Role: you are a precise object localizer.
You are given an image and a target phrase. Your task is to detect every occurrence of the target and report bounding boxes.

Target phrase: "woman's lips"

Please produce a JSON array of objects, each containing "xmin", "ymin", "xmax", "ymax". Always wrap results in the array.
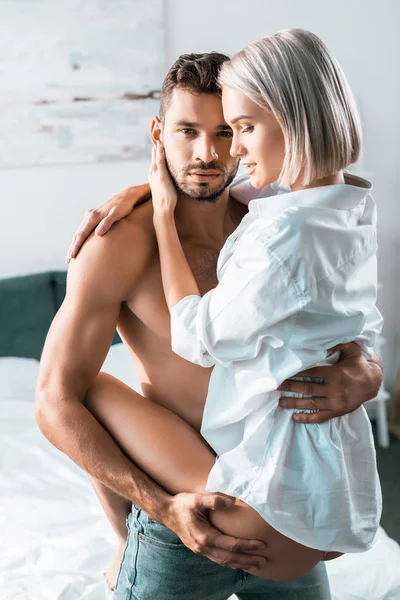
[{"xmin": 243, "ymin": 164, "xmax": 256, "ymax": 175}]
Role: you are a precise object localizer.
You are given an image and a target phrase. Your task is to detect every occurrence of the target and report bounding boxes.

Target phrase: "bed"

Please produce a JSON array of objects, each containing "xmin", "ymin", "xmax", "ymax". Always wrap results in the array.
[{"xmin": 1, "ymin": 271, "xmax": 400, "ymax": 600}]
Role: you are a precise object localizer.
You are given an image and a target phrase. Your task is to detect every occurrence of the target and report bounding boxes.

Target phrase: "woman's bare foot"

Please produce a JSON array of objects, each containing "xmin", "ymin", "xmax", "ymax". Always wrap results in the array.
[{"xmin": 103, "ymin": 541, "xmax": 126, "ymax": 592}]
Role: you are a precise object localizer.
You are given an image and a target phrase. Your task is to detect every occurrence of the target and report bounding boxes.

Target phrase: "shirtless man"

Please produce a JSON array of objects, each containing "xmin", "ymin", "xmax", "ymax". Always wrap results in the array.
[{"xmin": 36, "ymin": 52, "xmax": 383, "ymax": 599}]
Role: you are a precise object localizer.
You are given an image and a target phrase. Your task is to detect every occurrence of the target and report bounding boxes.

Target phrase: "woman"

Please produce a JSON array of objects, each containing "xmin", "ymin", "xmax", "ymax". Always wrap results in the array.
[
  {"xmin": 84, "ymin": 29, "xmax": 382, "ymax": 586},
  {"xmin": 146, "ymin": 27, "xmax": 382, "ymax": 557}
]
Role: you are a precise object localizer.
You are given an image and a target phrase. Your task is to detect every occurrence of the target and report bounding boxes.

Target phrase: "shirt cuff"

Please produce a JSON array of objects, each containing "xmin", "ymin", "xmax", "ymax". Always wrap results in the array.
[{"xmin": 170, "ymin": 295, "xmax": 215, "ymax": 367}]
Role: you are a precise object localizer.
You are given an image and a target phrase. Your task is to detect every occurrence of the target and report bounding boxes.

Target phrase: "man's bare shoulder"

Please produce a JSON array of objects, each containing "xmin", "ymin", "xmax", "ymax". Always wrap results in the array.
[
  {"xmin": 68, "ymin": 201, "xmax": 157, "ymax": 303},
  {"xmin": 122, "ymin": 199, "xmax": 156, "ymax": 246}
]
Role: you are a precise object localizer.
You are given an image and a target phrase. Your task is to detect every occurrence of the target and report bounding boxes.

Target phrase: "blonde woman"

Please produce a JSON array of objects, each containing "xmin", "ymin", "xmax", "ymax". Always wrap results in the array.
[
  {"xmin": 69, "ymin": 30, "xmax": 382, "ymax": 585},
  {"xmin": 145, "ymin": 28, "xmax": 382, "ymax": 575}
]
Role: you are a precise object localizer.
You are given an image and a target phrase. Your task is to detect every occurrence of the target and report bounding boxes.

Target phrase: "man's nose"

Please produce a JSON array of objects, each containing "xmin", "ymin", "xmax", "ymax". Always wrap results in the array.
[{"xmin": 194, "ymin": 137, "xmax": 219, "ymax": 163}]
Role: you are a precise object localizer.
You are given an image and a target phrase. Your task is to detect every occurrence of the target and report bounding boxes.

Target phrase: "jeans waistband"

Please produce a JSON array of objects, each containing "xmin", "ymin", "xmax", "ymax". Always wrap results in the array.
[{"xmin": 130, "ymin": 503, "xmax": 155, "ymax": 529}]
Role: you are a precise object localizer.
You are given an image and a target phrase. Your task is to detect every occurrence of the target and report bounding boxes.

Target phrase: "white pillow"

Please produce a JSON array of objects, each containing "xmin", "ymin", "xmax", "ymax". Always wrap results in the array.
[
  {"xmin": 0, "ymin": 357, "xmax": 39, "ymax": 401},
  {"xmin": 100, "ymin": 343, "xmax": 141, "ymax": 393},
  {"xmin": 0, "ymin": 347, "xmax": 139, "ymax": 403}
]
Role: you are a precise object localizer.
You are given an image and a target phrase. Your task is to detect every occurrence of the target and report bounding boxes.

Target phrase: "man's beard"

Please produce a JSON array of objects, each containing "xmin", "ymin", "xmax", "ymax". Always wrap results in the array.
[{"xmin": 165, "ymin": 158, "xmax": 239, "ymax": 203}]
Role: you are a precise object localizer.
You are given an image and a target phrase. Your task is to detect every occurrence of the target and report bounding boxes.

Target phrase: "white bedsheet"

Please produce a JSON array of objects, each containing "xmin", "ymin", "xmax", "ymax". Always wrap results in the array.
[{"xmin": 1, "ymin": 353, "xmax": 399, "ymax": 600}]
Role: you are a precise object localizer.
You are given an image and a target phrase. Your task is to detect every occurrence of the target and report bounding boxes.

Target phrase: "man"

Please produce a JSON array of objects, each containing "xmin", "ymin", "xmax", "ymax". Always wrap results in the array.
[{"xmin": 36, "ymin": 53, "xmax": 383, "ymax": 599}]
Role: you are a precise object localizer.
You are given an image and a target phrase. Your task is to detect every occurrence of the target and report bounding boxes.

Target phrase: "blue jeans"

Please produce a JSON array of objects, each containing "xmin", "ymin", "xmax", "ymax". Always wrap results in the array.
[{"xmin": 114, "ymin": 504, "xmax": 331, "ymax": 600}]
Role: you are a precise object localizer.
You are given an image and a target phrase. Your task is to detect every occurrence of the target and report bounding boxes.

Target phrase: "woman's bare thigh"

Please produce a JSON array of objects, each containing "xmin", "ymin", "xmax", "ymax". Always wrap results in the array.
[{"xmin": 85, "ymin": 372, "xmax": 323, "ymax": 580}]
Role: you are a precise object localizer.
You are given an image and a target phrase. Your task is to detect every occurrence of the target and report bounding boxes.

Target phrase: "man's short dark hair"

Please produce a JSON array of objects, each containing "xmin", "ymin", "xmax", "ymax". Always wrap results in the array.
[{"xmin": 159, "ymin": 52, "xmax": 230, "ymax": 122}]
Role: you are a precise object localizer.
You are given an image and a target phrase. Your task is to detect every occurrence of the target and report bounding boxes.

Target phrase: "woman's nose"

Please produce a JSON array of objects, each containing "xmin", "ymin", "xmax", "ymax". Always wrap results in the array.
[{"xmin": 230, "ymin": 136, "xmax": 245, "ymax": 158}]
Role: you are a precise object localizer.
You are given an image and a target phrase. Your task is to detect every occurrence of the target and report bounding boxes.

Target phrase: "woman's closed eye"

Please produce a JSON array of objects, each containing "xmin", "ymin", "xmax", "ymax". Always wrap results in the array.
[{"xmin": 241, "ymin": 125, "xmax": 254, "ymax": 133}]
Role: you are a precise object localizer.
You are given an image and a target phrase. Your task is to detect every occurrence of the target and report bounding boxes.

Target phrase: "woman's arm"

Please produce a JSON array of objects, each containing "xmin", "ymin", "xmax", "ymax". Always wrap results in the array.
[
  {"xmin": 66, "ymin": 169, "xmax": 270, "ymax": 263},
  {"xmin": 149, "ymin": 142, "xmax": 201, "ymax": 306},
  {"xmin": 150, "ymin": 144, "xmax": 384, "ymax": 425},
  {"xmin": 154, "ymin": 212, "xmax": 201, "ymax": 305},
  {"xmin": 149, "ymin": 142, "xmax": 301, "ymax": 368}
]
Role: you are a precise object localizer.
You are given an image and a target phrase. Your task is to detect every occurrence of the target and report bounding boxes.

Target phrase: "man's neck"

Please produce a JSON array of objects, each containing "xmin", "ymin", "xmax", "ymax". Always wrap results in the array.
[{"xmin": 173, "ymin": 188, "xmax": 239, "ymax": 249}]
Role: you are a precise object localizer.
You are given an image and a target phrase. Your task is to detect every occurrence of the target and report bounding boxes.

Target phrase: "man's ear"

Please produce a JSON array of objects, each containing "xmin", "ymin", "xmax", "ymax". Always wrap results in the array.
[{"xmin": 150, "ymin": 116, "xmax": 162, "ymax": 145}]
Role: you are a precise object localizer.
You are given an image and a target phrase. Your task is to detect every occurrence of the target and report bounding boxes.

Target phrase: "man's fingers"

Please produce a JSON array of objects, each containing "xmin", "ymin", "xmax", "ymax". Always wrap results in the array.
[
  {"xmin": 212, "ymin": 531, "xmax": 267, "ymax": 553},
  {"xmin": 331, "ymin": 341, "xmax": 362, "ymax": 359},
  {"xmin": 210, "ymin": 550, "xmax": 267, "ymax": 571},
  {"xmin": 278, "ymin": 379, "xmax": 326, "ymax": 397},
  {"xmin": 196, "ymin": 492, "xmax": 235, "ymax": 511},
  {"xmin": 292, "ymin": 410, "xmax": 334, "ymax": 424},
  {"xmin": 288, "ymin": 366, "xmax": 328, "ymax": 381},
  {"xmin": 192, "ymin": 514, "xmax": 267, "ymax": 553},
  {"xmin": 194, "ymin": 527, "xmax": 267, "ymax": 569},
  {"xmin": 279, "ymin": 396, "xmax": 327, "ymax": 410}
]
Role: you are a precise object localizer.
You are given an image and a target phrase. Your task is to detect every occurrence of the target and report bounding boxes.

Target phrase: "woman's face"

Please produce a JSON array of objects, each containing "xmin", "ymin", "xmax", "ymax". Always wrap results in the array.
[{"xmin": 222, "ymin": 86, "xmax": 286, "ymax": 189}]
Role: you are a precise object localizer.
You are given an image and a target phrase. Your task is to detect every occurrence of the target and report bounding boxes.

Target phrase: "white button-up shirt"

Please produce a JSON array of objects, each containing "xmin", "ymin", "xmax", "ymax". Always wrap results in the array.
[{"xmin": 170, "ymin": 173, "xmax": 383, "ymax": 553}]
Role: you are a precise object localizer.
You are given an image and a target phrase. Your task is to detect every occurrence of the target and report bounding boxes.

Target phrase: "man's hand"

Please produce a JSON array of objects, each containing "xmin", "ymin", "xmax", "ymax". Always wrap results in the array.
[
  {"xmin": 164, "ymin": 492, "xmax": 267, "ymax": 571},
  {"xmin": 277, "ymin": 342, "xmax": 383, "ymax": 424},
  {"xmin": 66, "ymin": 183, "xmax": 151, "ymax": 263}
]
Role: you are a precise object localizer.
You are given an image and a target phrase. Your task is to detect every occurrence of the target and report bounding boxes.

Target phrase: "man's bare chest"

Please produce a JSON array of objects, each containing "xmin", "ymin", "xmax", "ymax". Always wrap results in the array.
[
  {"xmin": 124, "ymin": 244, "xmax": 219, "ymax": 340},
  {"xmin": 181, "ymin": 244, "xmax": 220, "ymax": 293}
]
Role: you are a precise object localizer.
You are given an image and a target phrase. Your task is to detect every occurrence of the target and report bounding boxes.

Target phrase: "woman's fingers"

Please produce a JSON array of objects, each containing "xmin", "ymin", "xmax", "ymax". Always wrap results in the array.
[
  {"xmin": 66, "ymin": 209, "xmax": 104, "ymax": 262},
  {"xmin": 155, "ymin": 141, "xmax": 167, "ymax": 174},
  {"xmin": 149, "ymin": 145, "xmax": 157, "ymax": 175},
  {"xmin": 94, "ymin": 208, "xmax": 120, "ymax": 236}
]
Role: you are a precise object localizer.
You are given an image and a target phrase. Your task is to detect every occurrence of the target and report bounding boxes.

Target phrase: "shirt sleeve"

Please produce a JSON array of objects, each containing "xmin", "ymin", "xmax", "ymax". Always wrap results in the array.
[{"xmin": 170, "ymin": 232, "xmax": 308, "ymax": 367}]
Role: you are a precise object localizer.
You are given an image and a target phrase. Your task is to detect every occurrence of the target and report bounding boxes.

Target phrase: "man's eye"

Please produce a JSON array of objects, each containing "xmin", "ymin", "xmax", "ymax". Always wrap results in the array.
[
  {"xmin": 217, "ymin": 131, "xmax": 233, "ymax": 138},
  {"xmin": 180, "ymin": 129, "xmax": 196, "ymax": 135}
]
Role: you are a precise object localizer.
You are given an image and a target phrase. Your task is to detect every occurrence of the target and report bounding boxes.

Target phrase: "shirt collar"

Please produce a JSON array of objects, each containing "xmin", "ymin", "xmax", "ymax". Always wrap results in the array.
[{"xmin": 249, "ymin": 173, "xmax": 372, "ymax": 219}]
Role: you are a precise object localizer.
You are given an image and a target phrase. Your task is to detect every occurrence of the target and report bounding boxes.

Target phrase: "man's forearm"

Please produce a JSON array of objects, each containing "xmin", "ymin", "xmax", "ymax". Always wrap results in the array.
[{"xmin": 35, "ymin": 393, "xmax": 171, "ymax": 522}]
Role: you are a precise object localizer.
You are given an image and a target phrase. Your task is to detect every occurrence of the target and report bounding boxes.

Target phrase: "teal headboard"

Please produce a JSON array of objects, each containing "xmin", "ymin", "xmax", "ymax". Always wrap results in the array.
[{"xmin": 0, "ymin": 271, "xmax": 121, "ymax": 360}]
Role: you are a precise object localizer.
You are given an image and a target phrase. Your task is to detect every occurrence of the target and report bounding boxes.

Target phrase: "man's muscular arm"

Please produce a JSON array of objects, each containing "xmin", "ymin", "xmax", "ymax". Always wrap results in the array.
[
  {"xmin": 36, "ymin": 216, "xmax": 171, "ymax": 518},
  {"xmin": 37, "ymin": 213, "xmax": 267, "ymax": 570}
]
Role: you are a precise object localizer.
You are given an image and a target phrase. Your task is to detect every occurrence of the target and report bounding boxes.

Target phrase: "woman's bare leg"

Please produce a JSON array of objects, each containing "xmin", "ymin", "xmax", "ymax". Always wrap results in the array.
[
  {"xmin": 85, "ymin": 372, "xmax": 323, "ymax": 585},
  {"xmin": 89, "ymin": 476, "xmax": 130, "ymax": 542},
  {"xmin": 84, "ymin": 371, "xmax": 217, "ymax": 590},
  {"xmin": 87, "ymin": 476, "xmax": 131, "ymax": 589}
]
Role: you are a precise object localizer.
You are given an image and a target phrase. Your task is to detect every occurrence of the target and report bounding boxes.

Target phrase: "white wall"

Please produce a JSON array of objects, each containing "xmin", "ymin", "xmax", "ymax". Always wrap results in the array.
[{"xmin": 1, "ymin": 0, "xmax": 399, "ymax": 385}]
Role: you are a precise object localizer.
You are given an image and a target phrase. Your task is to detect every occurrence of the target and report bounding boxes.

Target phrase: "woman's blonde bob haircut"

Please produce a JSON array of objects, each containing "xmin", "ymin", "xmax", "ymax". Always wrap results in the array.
[{"xmin": 218, "ymin": 29, "xmax": 362, "ymax": 187}]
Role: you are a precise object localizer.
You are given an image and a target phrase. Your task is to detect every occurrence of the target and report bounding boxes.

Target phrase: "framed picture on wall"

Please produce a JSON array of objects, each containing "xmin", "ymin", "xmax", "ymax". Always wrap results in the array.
[{"xmin": 0, "ymin": 0, "xmax": 165, "ymax": 168}]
